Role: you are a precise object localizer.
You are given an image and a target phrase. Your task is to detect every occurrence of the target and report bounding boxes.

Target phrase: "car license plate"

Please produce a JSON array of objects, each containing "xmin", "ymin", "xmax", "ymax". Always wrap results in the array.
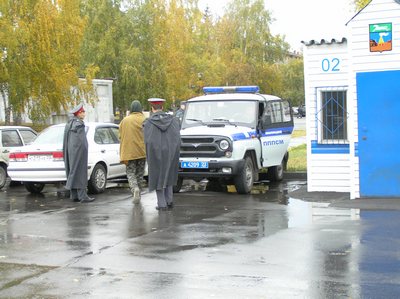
[
  {"xmin": 28, "ymin": 155, "xmax": 52, "ymax": 162},
  {"xmin": 181, "ymin": 161, "xmax": 209, "ymax": 169}
]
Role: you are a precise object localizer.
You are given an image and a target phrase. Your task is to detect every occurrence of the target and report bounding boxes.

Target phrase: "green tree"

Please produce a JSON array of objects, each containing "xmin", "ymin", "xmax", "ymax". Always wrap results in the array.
[
  {"xmin": 80, "ymin": 0, "xmax": 170, "ymax": 112},
  {"xmin": 279, "ymin": 58, "xmax": 304, "ymax": 106},
  {"xmin": 78, "ymin": 0, "xmax": 302, "ymax": 113},
  {"xmin": 0, "ymin": 0, "xmax": 87, "ymax": 124},
  {"xmin": 214, "ymin": 0, "xmax": 289, "ymax": 89},
  {"xmin": 126, "ymin": 0, "xmax": 168, "ymax": 110}
]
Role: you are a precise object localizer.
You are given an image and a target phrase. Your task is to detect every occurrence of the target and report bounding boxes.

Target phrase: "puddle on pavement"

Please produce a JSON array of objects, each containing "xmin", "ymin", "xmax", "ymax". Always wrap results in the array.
[
  {"xmin": 178, "ymin": 178, "xmax": 307, "ymax": 195},
  {"xmin": 286, "ymin": 198, "xmax": 360, "ymax": 228}
]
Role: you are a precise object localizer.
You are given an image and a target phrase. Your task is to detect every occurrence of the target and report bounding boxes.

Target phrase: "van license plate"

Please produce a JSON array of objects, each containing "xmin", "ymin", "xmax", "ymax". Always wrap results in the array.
[{"xmin": 181, "ymin": 161, "xmax": 209, "ymax": 169}]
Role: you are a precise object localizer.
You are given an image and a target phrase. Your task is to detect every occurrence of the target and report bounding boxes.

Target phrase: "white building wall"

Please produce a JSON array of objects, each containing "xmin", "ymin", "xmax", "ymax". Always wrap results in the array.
[
  {"xmin": 84, "ymin": 79, "xmax": 114, "ymax": 123},
  {"xmin": 303, "ymin": 42, "xmax": 351, "ymax": 192},
  {"xmin": 347, "ymin": 0, "xmax": 400, "ymax": 198}
]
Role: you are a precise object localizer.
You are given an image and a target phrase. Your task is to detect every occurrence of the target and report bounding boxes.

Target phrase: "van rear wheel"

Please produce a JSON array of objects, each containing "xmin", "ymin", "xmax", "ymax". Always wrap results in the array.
[
  {"xmin": 267, "ymin": 160, "xmax": 284, "ymax": 182},
  {"xmin": 234, "ymin": 157, "xmax": 254, "ymax": 194}
]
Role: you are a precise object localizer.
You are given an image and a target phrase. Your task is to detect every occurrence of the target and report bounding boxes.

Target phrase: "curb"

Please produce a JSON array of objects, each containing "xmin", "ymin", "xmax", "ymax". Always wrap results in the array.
[{"xmin": 284, "ymin": 172, "xmax": 307, "ymax": 180}]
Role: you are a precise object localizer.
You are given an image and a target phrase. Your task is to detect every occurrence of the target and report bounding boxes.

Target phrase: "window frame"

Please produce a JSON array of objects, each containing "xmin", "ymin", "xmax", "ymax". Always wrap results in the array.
[
  {"xmin": 94, "ymin": 126, "xmax": 119, "ymax": 145},
  {"xmin": 316, "ymin": 87, "xmax": 349, "ymax": 144},
  {"xmin": 1, "ymin": 130, "xmax": 23, "ymax": 147}
]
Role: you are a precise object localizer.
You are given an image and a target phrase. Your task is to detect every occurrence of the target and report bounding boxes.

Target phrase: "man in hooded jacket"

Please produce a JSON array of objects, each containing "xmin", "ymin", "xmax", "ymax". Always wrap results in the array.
[
  {"xmin": 143, "ymin": 98, "xmax": 181, "ymax": 211},
  {"xmin": 63, "ymin": 103, "xmax": 94, "ymax": 203},
  {"xmin": 119, "ymin": 100, "xmax": 146, "ymax": 204}
]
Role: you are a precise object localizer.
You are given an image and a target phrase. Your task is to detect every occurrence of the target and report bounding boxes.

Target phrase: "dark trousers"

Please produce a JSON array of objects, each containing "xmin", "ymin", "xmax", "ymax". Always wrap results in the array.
[
  {"xmin": 70, "ymin": 188, "xmax": 89, "ymax": 200},
  {"xmin": 156, "ymin": 186, "xmax": 173, "ymax": 208}
]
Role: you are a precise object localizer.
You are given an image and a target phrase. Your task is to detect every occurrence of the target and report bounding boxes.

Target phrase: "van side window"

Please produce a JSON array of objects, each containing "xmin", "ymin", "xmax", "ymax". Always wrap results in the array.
[
  {"xmin": 267, "ymin": 100, "xmax": 292, "ymax": 124},
  {"xmin": 271, "ymin": 101, "xmax": 283, "ymax": 123},
  {"xmin": 282, "ymin": 101, "xmax": 292, "ymax": 122},
  {"xmin": 258, "ymin": 102, "xmax": 265, "ymax": 118},
  {"xmin": 261, "ymin": 100, "xmax": 293, "ymax": 130},
  {"xmin": 262, "ymin": 103, "xmax": 273, "ymax": 126}
]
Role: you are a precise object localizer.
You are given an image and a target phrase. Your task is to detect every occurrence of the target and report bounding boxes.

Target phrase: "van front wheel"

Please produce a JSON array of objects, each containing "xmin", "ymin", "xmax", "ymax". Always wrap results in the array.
[
  {"xmin": 173, "ymin": 177, "xmax": 183, "ymax": 193},
  {"xmin": 234, "ymin": 157, "xmax": 254, "ymax": 194}
]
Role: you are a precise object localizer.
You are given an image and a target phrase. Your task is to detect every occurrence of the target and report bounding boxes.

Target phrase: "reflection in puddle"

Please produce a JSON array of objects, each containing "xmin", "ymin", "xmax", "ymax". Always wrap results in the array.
[{"xmin": 287, "ymin": 198, "xmax": 360, "ymax": 228}]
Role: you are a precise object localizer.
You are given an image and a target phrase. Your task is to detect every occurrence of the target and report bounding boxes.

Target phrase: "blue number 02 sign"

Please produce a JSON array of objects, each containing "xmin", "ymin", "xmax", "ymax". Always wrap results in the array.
[{"xmin": 321, "ymin": 58, "xmax": 340, "ymax": 72}]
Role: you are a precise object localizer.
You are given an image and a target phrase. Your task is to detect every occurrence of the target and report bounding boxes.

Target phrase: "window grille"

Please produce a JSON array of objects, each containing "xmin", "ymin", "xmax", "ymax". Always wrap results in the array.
[{"xmin": 316, "ymin": 87, "xmax": 348, "ymax": 144}]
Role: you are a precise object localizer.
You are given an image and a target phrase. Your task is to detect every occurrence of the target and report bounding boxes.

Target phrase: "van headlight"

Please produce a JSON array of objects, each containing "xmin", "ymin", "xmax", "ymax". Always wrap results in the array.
[
  {"xmin": 225, "ymin": 151, "xmax": 232, "ymax": 158},
  {"xmin": 219, "ymin": 139, "xmax": 230, "ymax": 150}
]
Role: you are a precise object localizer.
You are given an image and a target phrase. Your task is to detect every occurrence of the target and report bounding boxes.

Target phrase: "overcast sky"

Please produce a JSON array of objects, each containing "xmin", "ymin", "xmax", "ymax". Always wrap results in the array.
[{"xmin": 198, "ymin": 0, "xmax": 355, "ymax": 51}]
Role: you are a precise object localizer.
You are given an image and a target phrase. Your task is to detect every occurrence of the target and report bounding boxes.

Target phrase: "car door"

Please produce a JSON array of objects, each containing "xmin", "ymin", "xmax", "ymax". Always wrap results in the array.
[
  {"xmin": 93, "ymin": 126, "xmax": 124, "ymax": 178},
  {"xmin": 1, "ymin": 129, "xmax": 24, "ymax": 164},
  {"xmin": 108, "ymin": 126, "xmax": 126, "ymax": 177}
]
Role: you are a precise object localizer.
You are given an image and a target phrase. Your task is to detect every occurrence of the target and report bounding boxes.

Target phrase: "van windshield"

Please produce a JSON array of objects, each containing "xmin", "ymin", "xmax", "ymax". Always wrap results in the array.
[{"xmin": 182, "ymin": 100, "xmax": 257, "ymax": 129}]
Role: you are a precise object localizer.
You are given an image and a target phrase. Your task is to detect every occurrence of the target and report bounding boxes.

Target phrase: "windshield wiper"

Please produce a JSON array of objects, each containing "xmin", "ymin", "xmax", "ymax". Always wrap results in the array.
[
  {"xmin": 186, "ymin": 118, "xmax": 206, "ymax": 125},
  {"xmin": 212, "ymin": 118, "xmax": 238, "ymax": 127}
]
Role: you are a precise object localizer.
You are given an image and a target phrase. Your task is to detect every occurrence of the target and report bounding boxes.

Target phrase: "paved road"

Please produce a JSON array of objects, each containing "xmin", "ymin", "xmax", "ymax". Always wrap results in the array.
[
  {"xmin": 1, "ymin": 180, "xmax": 399, "ymax": 298},
  {"xmin": 293, "ymin": 115, "xmax": 306, "ymax": 130},
  {"xmin": 290, "ymin": 116, "xmax": 306, "ymax": 148}
]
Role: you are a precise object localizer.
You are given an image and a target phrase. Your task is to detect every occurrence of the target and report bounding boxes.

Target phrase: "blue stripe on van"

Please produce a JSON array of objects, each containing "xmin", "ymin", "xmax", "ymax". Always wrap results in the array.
[
  {"xmin": 231, "ymin": 126, "xmax": 294, "ymax": 141},
  {"xmin": 231, "ymin": 132, "xmax": 256, "ymax": 141}
]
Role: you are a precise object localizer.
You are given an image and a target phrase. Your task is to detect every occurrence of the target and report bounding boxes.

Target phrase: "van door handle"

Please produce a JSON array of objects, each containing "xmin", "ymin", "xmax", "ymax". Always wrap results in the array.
[{"xmin": 101, "ymin": 150, "xmax": 106, "ymax": 153}]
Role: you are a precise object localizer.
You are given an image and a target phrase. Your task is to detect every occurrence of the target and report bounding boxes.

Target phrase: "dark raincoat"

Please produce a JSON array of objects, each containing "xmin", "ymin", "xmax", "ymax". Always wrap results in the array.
[
  {"xmin": 143, "ymin": 111, "xmax": 181, "ymax": 192},
  {"xmin": 63, "ymin": 117, "xmax": 88, "ymax": 190}
]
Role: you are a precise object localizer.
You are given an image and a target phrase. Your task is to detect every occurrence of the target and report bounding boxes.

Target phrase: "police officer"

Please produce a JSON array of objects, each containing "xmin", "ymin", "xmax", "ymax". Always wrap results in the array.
[
  {"xmin": 174, "ymin": 101, "xmax": 186, "ymax": 124},
  {"xmin": 63, "ymin": 103, "xmax": 94, "ymax": 203},
  {"xmin": 143, "ymin": 98, "xmax": 181, "ymax": 211}
]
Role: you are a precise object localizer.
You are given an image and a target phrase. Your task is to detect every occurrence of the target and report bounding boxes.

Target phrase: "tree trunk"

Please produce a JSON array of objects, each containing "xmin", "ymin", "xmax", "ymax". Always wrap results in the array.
[{"xmin": 0, "ymin": 86, "xmax": 11, "ymax": 125}]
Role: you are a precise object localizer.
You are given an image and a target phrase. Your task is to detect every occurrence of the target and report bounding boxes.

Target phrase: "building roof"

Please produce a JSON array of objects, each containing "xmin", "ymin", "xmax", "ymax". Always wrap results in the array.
[{"xmin": 301, "ymin": 37, "xmax": 347, "ymax": 46}]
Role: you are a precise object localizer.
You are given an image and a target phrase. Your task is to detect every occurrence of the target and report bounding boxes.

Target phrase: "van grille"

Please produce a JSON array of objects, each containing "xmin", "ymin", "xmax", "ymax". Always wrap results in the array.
[{"xmin": 180, "ymin": 136, "xmax": 226, "ymax": 157}]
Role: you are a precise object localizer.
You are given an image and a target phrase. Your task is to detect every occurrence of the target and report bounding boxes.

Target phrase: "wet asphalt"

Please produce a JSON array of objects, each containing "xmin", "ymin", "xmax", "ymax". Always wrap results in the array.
[{"xmin": 1, "ymin": 179, "xmax": 400, "ymax": 298}]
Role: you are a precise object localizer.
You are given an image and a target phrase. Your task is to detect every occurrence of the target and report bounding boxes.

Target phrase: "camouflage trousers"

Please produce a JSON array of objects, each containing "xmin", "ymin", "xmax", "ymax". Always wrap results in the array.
[{"xmin": 126, "ymin": 158, "xmax": 146, "ymax": 194}]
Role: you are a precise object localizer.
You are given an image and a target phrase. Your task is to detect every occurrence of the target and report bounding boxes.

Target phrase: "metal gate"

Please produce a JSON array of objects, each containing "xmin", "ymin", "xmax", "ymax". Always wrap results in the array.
[{"xmin": 357, "ymin": 70, "xmax": 400, "ymax": 197}]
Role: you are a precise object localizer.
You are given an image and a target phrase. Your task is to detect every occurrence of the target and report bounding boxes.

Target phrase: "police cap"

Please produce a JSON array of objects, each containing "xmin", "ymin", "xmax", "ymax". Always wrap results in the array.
[
  {"xmin": 148, "ymin": 98, "xmax": 166, "ymax": 106},
  {"xmin": 70, "ymin": 103, "xmax": 85, "ymax": 115}
]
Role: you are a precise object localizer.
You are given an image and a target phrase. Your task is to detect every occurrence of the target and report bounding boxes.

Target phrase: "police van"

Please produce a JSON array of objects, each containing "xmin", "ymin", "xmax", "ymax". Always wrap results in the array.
[{"xmin": 174, "ymin": 86, "xmax": 294, "ymax": 194}]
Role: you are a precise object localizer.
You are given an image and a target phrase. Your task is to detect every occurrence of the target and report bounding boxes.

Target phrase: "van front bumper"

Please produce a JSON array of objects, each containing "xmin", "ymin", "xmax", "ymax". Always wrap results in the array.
[{"xmin": 178, "ymin": 159, "xmax": 245, "ymax": 179}]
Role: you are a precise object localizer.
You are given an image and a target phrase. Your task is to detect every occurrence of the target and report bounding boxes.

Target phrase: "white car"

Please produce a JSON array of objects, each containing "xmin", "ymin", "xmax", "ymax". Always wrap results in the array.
[
  {"xmin": 7, "ymin": 122, "xmax": 127, "ymax": 194},
  {"xmin": 0, "ymin": 126, "xmax": 38, "ymax": 189}
]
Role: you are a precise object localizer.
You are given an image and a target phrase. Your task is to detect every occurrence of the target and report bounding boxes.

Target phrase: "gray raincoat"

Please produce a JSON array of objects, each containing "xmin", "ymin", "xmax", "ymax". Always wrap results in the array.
[
  {"xmin": 63, "ymin": 117, "xmax": 88, "ymax": 190},
  {"xmin": 143, "ymin": 111, "xmax": 181, "ymax": 191}
]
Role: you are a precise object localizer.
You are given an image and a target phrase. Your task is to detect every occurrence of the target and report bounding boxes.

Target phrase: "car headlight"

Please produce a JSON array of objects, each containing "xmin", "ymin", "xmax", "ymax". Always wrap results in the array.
[{"xmin": 219, "ymin": 139, "xmax": 230, "ymax": 150}]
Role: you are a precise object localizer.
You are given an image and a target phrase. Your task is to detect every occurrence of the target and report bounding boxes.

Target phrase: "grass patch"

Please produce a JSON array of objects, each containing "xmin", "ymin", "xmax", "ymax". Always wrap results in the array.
[
  {"xmin": 287, "ymin": 144, "xmax": 307, "ymax": 172},
  {"xmin": 292, "ymin": 129, "xmax": 306, "ymax": 138}
]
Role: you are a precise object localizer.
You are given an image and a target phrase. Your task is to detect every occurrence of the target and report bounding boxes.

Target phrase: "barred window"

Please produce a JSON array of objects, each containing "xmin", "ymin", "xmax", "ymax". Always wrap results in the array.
[{"xmin": 317, "ymin": 88, "xmax": 348, "ymax": 144}]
